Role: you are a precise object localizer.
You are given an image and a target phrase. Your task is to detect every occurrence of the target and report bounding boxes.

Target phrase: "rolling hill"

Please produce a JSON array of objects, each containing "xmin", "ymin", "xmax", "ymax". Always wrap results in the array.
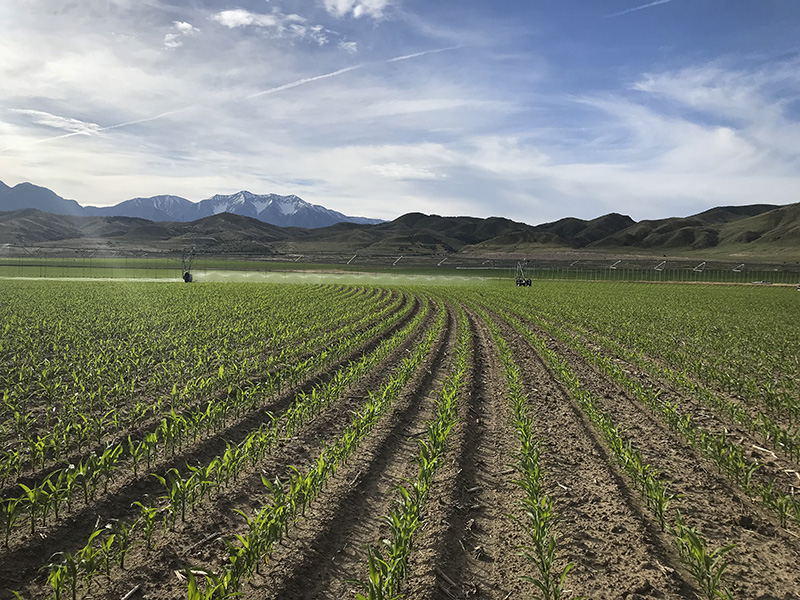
[{"xmin": 1, "ymin": 201, "xmax": 798, "ymax": 260}]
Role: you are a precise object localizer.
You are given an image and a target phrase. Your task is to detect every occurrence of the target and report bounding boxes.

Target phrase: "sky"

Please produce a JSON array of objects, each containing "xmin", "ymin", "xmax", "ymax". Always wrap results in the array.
[{"xmin": 2, "ymin": 0, "xmax": 800, "ymax": 225}]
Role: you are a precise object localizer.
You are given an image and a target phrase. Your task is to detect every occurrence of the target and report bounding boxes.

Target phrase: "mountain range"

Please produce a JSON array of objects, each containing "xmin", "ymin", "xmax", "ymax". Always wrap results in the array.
[
  {"xmin": 1, "ymin": 178, "xmax": 799, "ymax": 259},
  {"xmin": 0, "ymin": 180, "xmax": 381, "ymax": 229}
]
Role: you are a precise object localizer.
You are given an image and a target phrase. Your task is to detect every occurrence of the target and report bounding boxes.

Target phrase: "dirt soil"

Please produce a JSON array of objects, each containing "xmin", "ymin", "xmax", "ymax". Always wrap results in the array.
[
  {"xmin": 4, "ymin": 291, "xmax": 800, "ymax": 600},
  {"xmin": 502, "ymin": 310, "xmax": 800, "ymax": 599}
]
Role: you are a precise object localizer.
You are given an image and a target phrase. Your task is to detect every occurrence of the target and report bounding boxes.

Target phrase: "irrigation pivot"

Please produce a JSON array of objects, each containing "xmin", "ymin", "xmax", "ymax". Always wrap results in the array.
[
  {"xmin": 515, "ymin": 261, "xmax": 532, "ymax": 286},
  {"xmin": 181, "ymin": 247, "xmax": 195, "ymax": 283}
]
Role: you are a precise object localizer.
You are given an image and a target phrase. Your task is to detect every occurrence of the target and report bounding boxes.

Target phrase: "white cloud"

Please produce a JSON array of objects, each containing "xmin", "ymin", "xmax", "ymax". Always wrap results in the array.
[
  {"xmin": 368, "ymin": 162, "xmax": 445, "ymax": 180},
  {"xmin": 174, "ymin": 21, "xmax": 199, "ymax": 35},
  {"xmin": 212, "ymin": 9, "xmax": 280, "ymax": 29},
  {"xmin": 307, "ymin": 25, "xmax": 330, "ymax": 46},
  {"xmin": 633, "ymin": 66, "xmax": 777, "ymax": 121},
  {"xmin": 323, "ymin": 0, "xmax": 393, "ymax": 19},
  {"xmin": 163, "ymin": 20, "xmax": 199, "ymax": 49},
  {"xmin": 10, "ymin": 109, "xmax": 102, "ymax": 135},
  {"xmin": 211, "ymin": 8, "xmax": 338, "ymax": 46},
  {"xmin": 163, "ymin": 33, "xmax": 182, "ymax": 49},
  {"xmin": 338, "ymin": 40, "xmax": 358, "ymax": 53}
]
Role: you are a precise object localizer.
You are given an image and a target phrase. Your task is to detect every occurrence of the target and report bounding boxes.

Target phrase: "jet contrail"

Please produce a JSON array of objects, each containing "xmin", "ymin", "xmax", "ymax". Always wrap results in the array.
[
  {"xmin": 102, "ymin": 107, "xmax": 192, "ymax": 131},
  {"xmin": 5, "ymin": 45, "xmax": 461, "ymax": 152},
  {"xmin": 247, "ymin": 46, "xmax": 461, "ymax": 98},
  {"xmin": 607, "ymin": 0, "xmax": 675, "ymax": 17},
  {"xmin": 246, "ymin": 64, "xmax": 364, "ymax": 99},
  {"xmin": 17, "ymin": 107, "xmax": 193, "ymax": 147},
  {"xmin": 385, "ymin": 46, "xmax": 462, "ymax": 63}
]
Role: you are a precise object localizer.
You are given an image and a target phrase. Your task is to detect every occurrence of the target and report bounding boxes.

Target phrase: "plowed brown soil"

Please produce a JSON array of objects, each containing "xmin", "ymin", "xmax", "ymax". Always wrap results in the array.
[
  {"xmin": 506, "ymin": 311, "xmax": 800, "ymax": 599},
  {"xmin": 4, "ymin": 288, "xmax": 799, "ymax": 600}
]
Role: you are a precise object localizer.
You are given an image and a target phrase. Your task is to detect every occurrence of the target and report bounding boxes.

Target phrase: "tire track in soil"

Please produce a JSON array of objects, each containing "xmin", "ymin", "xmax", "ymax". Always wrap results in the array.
[
  {"xmin": 3, "ymin": 293, "xmax": 430, "ymax": 599},
  {"xmin": 492, "ymin": 310, "xmax": 695, "ymax": 600},
  {"xmin": 240, "ymin": 301, "xmax": 459, "ymax": 600},
  {"xmin": 520, "ymin": 317, "xmax": 800, "ymax": 599},
  {"xmin": 402, "ymin": 305, "xmax": 535, "ymax": 600}
]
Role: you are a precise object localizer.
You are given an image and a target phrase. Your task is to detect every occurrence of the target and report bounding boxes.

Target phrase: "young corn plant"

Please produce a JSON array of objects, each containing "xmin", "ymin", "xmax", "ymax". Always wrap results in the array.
[
  {"xmin": 127, "ymin": 435, "xmax": 147, "ymax": 478},
  {"xmin": 674, "ymin": 512, "xmax": 735, "ymax": 600},
  {"xmin": 478, "ymin": 307, "xmax": 574, "ymax": 600},
  {"xmin": 77, "ymin": 529, "xmax": 104, "ymax": 592},
  {"xmin": 19, "ymin": 482, "xmax": 46, "ymax": 534},
  {"xmin": 133, "ymin": 499, "xmax": 159, "ymax": 549},
  {"xmin": 354, "ymin": 546, "xmax": 404, "ymax": 600},
  {"xmin": 1, "ymin": 496, "xmax": 23, "ymax": 546},
  {"xmin": 186, "ymin": 568, "xmax": 241, "ymax": 600},
  {"xmin": 45, "ymin": 552, "xmax": 79, "ymax": 600},
  {"xmin": 43, "ymin": 560, "xmax": 68, "ymax": 600},
  {"xmin": 44, "ymin": 470, "xmax": 69, "ymax": 521},
  {"xmin": 109, "ymin": 518, "xmax": 136, "ymax": 570},
  {"xmin": 355, "ymin": 305, "xmax": 469, "ymax": 599},
  {"xmin": 496, "ymin": 305, "xmax": 737, "ymax": 599}
]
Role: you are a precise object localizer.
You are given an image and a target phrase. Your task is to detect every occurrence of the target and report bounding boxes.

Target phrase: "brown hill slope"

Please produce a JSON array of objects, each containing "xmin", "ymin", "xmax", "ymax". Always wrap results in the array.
[
  {"xmin": 1, "ymin": 203, "xmax": 797, "ymax": 259},
  {"xmin": 0, "ymin": 209, "xmax": 300, "ymax": 251}
]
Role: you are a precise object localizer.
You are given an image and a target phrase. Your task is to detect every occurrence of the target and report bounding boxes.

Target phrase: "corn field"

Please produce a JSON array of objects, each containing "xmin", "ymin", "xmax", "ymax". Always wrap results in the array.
[{"xmin": 0, "ymin": 279, "xmax": 799, "ymax": 600}]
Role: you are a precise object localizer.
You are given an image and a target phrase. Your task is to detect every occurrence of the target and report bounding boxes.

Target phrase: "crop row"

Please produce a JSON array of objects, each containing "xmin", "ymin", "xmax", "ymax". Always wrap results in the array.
[
  {"xmin": 503, "ymin": 283, "xmax": 800, "ymax": 423},
  {"xmin": 494, "ymin": 306, "xmax": 736, "ymax": 600},
  {"xmin": 356, "ymin": 304, "xmax": 471, "ymax": 599},
  {"xmin": 558, "ymin": 322, "xmax": 800, "ymax": 465},
  {"xmin": 477, "ymin": 306, "xmax": 573, "ymax": 600},
  {"xmin": 511, "ymin": 305, "xmax": 800, "ymax": 529},
  {"xmin": 1, "ymin": 284, "xmax": 380, "ymax": 418},
  {"xmin": 1, "ymin": 285, "xmax": 398, "ymax": 480},
  {"xmin": 2, "ymin": 290, "xmax": 413, "ymax": 502},
  {"xmin": 0, "ymin": 289, "xmax": 417, "ymax": 551},
  {"xmin": 24, "ymin": 294, "xmax": 440, "ymax": 599},
  {"xmin": 182, "ymin": 298, "xmax": 447, "ymax": 599}
]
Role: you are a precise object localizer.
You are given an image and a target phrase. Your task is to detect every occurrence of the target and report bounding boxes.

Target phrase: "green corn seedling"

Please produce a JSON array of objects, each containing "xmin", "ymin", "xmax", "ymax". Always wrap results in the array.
[{"xmin": 674, "ymin": 512, "xmax": 735, "ymax": 600}]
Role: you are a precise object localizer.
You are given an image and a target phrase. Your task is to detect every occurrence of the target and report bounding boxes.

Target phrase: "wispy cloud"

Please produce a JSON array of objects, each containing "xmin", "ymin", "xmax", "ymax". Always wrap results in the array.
[
  {"xmin": 322, "ymin": 0, "xmax": 394, "ymax": 20},
  {"xmin": 367, "ymin": 162, "xmax": 446, "ymax": 180},
  {"xmin": 608, "ymin": 0, "xmax": 676, "ymax": 18},
  {"xmin": 6, "ymin": 46, "xmax": 462, "ymax": 149},
  {"xmin": 211, "ymin": 8, "xmax": 338, "ymax": 46},
  {"xmin": 163, "ymin": 20, "xmax": 200, "ymax": 49},
  {"xmin": 10, "ymin": 109, "xmax": 102, "ymax": 135},
  {"xmin": 213, "ymin": 9, "xmax": 290, "ymax": 29},
  {"xmin": 5, "ymin": 107, "xmax": 193, "ymax": 148},
  {"xmin": 339, "ymin": 41, "xmax": 358, "ymax": 54}
]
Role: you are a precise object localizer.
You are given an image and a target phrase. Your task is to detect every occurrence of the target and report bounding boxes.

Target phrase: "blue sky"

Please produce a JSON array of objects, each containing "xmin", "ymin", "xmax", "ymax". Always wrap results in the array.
[{"xmin": 2, "ymin": 0, "xmax": 800, "ymax": 224}]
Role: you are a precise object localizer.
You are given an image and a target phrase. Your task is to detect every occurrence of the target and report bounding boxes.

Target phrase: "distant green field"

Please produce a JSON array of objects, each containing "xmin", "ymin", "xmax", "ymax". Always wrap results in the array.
[{"xmin": 2, "ymin": 254, "xmax": 798, "ymax": 284}]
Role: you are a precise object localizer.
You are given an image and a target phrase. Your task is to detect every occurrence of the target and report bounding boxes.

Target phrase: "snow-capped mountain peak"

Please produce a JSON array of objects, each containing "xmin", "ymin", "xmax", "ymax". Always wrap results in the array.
[{"xmin": 6, "ymin": 181, "xmax": 383, "ymax": 228}]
